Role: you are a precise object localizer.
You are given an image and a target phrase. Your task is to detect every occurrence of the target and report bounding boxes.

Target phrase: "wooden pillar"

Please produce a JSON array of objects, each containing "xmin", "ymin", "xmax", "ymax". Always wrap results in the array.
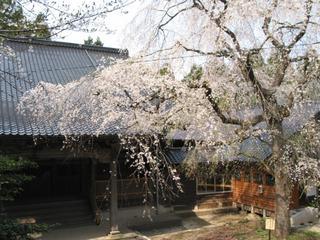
[
  {"xmin": 263, "ymin": 209, "xmax": 267, "ymax": 218},
  {"xmin": 90, "ymin": 159, "xmax": 97, "ymax": 215},
  {"xmin": 80, "ymin": 159, "xmax": 87, "ymax": 197},
  {"xmin": 0, "ymin": 185, "xmax": 6, "ymax": 217},
  {"xmin": 109, "ymin": 147, "xmax": 120, "ymax": 235},
  {"xmin": 156, "ymin": 174, "xmax": 159, "ymax": 215}
]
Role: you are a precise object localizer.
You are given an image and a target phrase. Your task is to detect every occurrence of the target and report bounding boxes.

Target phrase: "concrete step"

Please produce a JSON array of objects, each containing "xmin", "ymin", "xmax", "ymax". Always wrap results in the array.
[
  {"xmin": 128, "ymin": 213, "xmax": 182, "ymax": 231},
  {"xmin": 45, "ymin": 215, "xmax": 95, "ymax": 229},
  {"xmin": 197, "ymin": 201, "xmax": 233, "ymax": 209},
  {"xmin": 6, "ymin": 199, "xmax": 93, "ymax": 229},
  {"xmin": 198, "ymin": 193, "xmax": 232, "ymax": 200},
  {"xmin": 175, "ymin": 206, "xmax": 238, "ymax": 218},
  {"xmin": 173, "ymin": 205, "xmax": 194, "ymax": 211},
  {"xmin": 197, "ymin": 198, "xmax": 232, "ymax": 204},
  {"xmin": 8, "ymin": 205, "xmax": 91, "ymax": 217},
  {"xmin": 6, "ymin": 199, "xmax": 89, "ymax": 212}
]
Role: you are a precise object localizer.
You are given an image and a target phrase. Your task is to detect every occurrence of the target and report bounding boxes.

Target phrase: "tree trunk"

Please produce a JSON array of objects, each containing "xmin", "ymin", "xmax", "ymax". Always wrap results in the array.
[
  {"xmin": 272, "ymin": 123, "xmax": 291, "ymax": 239},
  {"xmin": 274, "ymin": 165, "xmax": 291, "ymax": 239}
]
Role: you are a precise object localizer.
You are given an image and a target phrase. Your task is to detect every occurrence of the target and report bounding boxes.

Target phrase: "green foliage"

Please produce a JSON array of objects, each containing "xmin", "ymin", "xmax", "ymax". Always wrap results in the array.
[
  {"xmin": 308, "ymin": 194, "xmax": 320, "ymax": 209},
  {"xmin": 183, "ymin": 64, "xmax": 203, "ymax": 87},
  {"xmin": 0, "ymin": 155, "xmax": 37, "ymax": 201},
  {"xmin": 94, "ymin": 37, "xmax": 103, "ymax": 47},
  {"xmin": 288, "ymin": 230, "xmax": 320, "ymax": 240},
  {"xmin": 255, "ymin": 228, "xmax": 268, "ymax": 238},
  {"xmin": 84, "ymin": 36, "xmax": 94, "ymax": 45},
  {"xmin": 84, "ymin": 36, "xmax": 104, "ymax": 46},
  {"xmin": 0, "ymin": 156, "xmax": 51, "ymax": 239},
  {"xmin": 0, "ymin": 0, "xmax": 51, "ymax": 39},
  {"xmin": 0, "ymin": 218, "xmax": 51, "ymax": 240},
  {"xmin": 159, "ymin": 66, "xmax": 170, "ymax": 76}
]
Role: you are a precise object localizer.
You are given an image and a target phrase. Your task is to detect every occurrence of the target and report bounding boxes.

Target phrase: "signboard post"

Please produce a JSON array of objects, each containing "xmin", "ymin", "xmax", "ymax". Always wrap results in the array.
[{"xmin": 265, "ymin": 218, "xmax": 275, "ymax": 240}]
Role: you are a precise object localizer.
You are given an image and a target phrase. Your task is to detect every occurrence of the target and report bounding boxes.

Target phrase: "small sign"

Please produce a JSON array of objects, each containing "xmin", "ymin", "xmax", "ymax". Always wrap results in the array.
[{"xmin": 265, "ymin": 218, "xmax": 275, "ymax": 230}]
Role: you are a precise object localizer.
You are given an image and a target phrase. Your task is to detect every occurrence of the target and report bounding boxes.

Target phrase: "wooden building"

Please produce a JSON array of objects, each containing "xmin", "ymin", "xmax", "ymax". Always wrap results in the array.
[
  {"xmin": 232, "ymin": 169, "xmax": 300, "ymax": 217},
  {"xmin": 0, "ymin": 38, "xmax": 130, "ymax": 235},
  {"xmin": 0, "ymin": 38, "xmax": 318, "ymax": 237}
]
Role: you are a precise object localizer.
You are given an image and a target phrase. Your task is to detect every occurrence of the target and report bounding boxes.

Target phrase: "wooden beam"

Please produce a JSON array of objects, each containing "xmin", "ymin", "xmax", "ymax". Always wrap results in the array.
[{"xmin": 90, "ymin": 159, "xmax": 98, "ymax": 216}]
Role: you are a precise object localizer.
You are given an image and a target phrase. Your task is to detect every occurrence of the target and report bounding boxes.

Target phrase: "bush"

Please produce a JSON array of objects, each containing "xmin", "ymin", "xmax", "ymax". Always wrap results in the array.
[
  {"xmin": 0, "ymin": 155, "xmax": 51, "ymax": 239},
  {"xmin": 0, "ymin": 218, "xmax": 50, "ymax": 240}
]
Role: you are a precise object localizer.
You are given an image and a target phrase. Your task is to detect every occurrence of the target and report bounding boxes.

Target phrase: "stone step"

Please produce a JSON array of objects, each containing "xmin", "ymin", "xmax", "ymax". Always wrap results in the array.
[
  {"xmin": 197, "ymin": 198, "xmax": 232, "ymax": 204},
  {"xmin": 173, "ymin": 205, "xmax": 194, "ymax": 211},
  {"xmin": 197, "ymin": 201, "xmax": 233, "ymax": 209},
  {"xmin": 175, "ymin": 206, "xmax": 238, "ymax": 218},
  {"xmin": 128, "ymin": 213, "xmax": 182, "ymax": 231},
  {"xmin": 6, "ymin": 199, "xmax": 93, "ymax": 229},
  {"xmin": 6, "ymin": 199, "xmax": 89, "ymax": 212}
]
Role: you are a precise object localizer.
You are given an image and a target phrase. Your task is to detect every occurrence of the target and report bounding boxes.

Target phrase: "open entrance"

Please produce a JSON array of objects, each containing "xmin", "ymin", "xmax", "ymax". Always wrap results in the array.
[
  {"xmin": 14, "ymin": 159, "xmax": 90, "ymax": 203},
  {"xmin": 6, "ymin": 159, "xmax": 93, "ymax": 227}
]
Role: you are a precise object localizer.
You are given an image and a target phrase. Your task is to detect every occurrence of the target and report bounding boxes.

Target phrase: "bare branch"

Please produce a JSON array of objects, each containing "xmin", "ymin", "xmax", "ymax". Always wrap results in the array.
[
  {"xmin": 287, "ymin": 0, "xmax": 313, "ymax": 49},
  {"xmin": 202, "ymin": 83, "xmax": 264, "ymax": 127},
  {"xmin": 262, "ymin": 0, "xmax": 283, "ymax": 48},
  {"xmin": 157, "ymin": 1, "xmax": 192, "ymax": 31},
  {"xmin": 178, "ymin": 42, "xmax": 233, "ymax": 58}
]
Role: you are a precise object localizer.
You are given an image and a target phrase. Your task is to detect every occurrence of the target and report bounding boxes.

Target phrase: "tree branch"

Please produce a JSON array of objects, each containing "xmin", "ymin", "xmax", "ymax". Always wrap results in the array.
[
  {"xmin": 287, "ymin": 0, "xmax": 313, "ymax": 50},
  {"xmin": 157, "ymin": 1, "xmax": 192, "ymax": 31},
  {"xmin": 178, "ymin": 42, "xmax": 233, "ymax": 58},
  {"xmin": 202, "ymin": 83, "xmax": 264, "ymax": 127},
  {"xmin": 262, "ymin": 0, "xmax": 283, "ymax": 48}
]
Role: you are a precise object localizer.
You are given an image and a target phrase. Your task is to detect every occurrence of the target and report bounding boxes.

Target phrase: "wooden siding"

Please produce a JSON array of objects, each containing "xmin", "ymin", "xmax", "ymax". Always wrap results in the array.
[{"xmin": 232, "ymin": 171, "xmax": 300, "ymax": 212}]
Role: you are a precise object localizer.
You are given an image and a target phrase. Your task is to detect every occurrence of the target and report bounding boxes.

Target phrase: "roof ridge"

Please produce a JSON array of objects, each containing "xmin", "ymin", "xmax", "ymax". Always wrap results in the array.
[{"xmin": 5, "ymin": 37, "xmax": 129, "ymax": 55}]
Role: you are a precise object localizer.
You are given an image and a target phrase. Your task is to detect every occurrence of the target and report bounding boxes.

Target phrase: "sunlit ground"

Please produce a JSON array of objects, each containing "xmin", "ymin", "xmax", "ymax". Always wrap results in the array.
[{"xmin": 144, "ymin": 214, "xmax": 320, "ymax": 240}]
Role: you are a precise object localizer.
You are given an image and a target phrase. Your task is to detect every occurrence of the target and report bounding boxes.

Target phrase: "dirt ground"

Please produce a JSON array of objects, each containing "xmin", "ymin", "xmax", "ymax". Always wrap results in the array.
[{"xmin": 142, "ymin": 213, "xmax": 320, "ymax": 240}]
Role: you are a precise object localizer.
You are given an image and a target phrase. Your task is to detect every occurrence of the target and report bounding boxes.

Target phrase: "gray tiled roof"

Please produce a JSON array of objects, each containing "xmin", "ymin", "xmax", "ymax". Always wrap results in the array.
[
  {"xmin": 169, "ymin": 103, "xmax": 320, "ymax": 163},
  {"xmin": 164, "ymin": 148, "xmax": 188, "ymax": 164},
  {"xmin": 238, "ymin": 137, "xmax": 272, "ymax": 161},
  {"xmin": 0, "ymin": 38, "xmax": 128, "ymax": 136}
]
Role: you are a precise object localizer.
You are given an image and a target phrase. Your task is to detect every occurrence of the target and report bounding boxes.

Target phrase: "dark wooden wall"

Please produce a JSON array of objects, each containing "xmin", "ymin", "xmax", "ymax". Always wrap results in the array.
[
  {"xmin": 173, "ymin": 175, "xmax": 233, "ymax": 209},
  {"xmin": 173, "ymin": 175, "xmax": 197, "ymax": 206}
]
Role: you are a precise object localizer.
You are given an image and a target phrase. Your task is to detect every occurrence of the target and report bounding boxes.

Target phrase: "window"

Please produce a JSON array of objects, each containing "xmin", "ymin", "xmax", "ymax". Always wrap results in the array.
[
  {"xmin": 244, "ymin": 171, "xmax": 252, "ymax": 182},
  {"xmin": 224, "ymin": 175, "xmax": 232, "ymax": 191},
  {"xmin": 253, "ymin": 173, "xmax": 263, "ymax": 184},
  {"xmin": 197, "ymin": 175, "xmax": 232, "ymax": 194},
  {"xmin": 266, "ymin": 174, "xmax": 275, "ymax": 186}
]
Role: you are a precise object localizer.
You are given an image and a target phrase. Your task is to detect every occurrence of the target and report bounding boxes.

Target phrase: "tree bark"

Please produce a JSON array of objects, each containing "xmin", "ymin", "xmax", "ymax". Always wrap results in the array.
[
  {"xmin": 274, "ymin": 165, "xmax": 291, "ymax": 239},
  {"xmin": 272, "ymin": 124, "xmax": 291, "ymax": 239}
]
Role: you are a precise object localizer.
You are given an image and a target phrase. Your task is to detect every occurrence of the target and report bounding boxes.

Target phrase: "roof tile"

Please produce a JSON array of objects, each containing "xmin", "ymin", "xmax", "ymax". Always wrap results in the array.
[{"xmin": 0, "ymin": 39, "xmax": 127, "ymax": 136}]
